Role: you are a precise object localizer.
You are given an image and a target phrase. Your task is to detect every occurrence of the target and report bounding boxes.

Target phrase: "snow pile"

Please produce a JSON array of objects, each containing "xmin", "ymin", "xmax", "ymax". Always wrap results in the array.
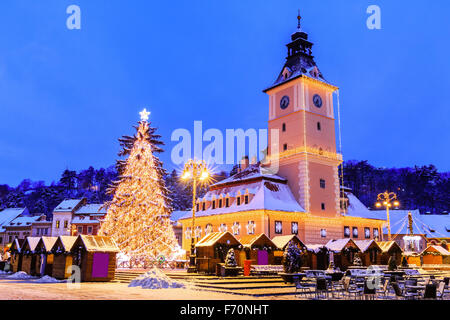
[
  {"xmin": 0, "ymin": 270, "xmax": 12, "ymax": 275},
  {"xmin": 6, "ymin": 271, "xmax": 35, "ymax": 280},
  {"xmin": 129, "ymin": 267, "xmax": 186, "ymax": 289},
  {"xmin": 33, "ymin": 275, "xmax": 62, "ymax": 283}
]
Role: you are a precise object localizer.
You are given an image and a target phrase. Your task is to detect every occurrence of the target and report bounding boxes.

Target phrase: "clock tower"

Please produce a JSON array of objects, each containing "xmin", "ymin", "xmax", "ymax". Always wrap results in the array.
[{"xmin": 263, "ymin": 13, "xmax": 342, "ymax": 218}]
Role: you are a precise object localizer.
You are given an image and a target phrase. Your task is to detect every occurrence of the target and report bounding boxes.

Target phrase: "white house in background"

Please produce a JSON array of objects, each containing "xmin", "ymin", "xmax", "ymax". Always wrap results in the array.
[
  {"xmin": 0, "ymin": 208, "xmax": 29, "ymax": 248},
  {"xmin": 51, "ymin": 199, "xmax": 86, "ymax": 236}
]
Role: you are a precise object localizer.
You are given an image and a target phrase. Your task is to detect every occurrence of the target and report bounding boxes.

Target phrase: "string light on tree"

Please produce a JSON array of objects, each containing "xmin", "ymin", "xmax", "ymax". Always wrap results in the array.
[{"xmin": 99, "ymin": 108, "xmax": 179, "ymax": 267}]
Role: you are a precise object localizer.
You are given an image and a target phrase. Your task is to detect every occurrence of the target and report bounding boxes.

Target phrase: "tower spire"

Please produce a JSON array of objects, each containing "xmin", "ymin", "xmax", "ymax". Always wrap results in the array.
[{"xmin": 297, "ymin": 10, "xmax": 301, "ymax": 30}]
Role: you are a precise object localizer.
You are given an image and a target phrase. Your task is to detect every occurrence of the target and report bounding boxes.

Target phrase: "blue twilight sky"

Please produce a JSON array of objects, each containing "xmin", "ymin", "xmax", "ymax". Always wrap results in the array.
[{"xmin": 0, "ymin": 0, "xmax": 449, "ymax": 186}]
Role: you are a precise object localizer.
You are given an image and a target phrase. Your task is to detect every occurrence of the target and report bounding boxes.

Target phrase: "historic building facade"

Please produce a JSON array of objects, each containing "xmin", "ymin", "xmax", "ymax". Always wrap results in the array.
[{"xmin": 178, "ymin": 16, "xmax": 386, "ymax": 253}]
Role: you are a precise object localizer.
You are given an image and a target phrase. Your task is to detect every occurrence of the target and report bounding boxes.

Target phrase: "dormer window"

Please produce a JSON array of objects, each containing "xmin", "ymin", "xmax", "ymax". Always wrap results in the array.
[
  {"xmin": 237, "ymin": 197, "xmax": 241, "ymax": 206},
  {"xmin": 225, "ymin": 198, "xmax": 229, "ymax": 207},
  {"xmin": 196, "ymin": 203, "xmax": 199, "ymax": 212},
  {"xmin": 202, "ymin": 202, "xmax": 206, "ymax": 211},
  {"xmin": 244, "ymin": 195, "xmax": 249, "ymax": 204},
  {"xmin": 218, "ymin": 199, "xmax": 223, "ymax": 208},
  {"xmin": 212, "ymin": 201, "xmax": 216, "ymax": 209}
]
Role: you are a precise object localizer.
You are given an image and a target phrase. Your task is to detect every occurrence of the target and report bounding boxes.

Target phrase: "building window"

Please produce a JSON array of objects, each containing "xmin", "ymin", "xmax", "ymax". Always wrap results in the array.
[
  {"xmin": 317, "ymin": 122, "xmax": 321, "ymax": 131},
  {"xmin": 320, "ymin": 229, "xmax": 327, "ymax": 238},
  {"xmin": 219, "ymin": 223, "xmax": 227, "ymax": 232},
  {"xmin": 225, "ymin": 198, "xmax": 229, "ymax": 207},
  {"xmin": 232, "ymin": 222, "xmax": 240, "ymax": 235},
  {"xmin": 212, "ymin": 201, "xmax": 216, "ymax": 209},
  {"xmin": 237, "ymin": 197, "xmax": 241, "ymax": 206},
  {"xmin": 88, "ymin": 226, "xmax": 93, "ymax": 234},
  {"xmin": 205, "ymin": 224, "xmax": 213, "ymax": 235},
  {"xmin": 44, "ymin": 228, "xmax": 48, "ymax": 235},
  {"xmin": 320, "ymin": 179, "xmax": 326, "ymax": 189},
  {"xmin": 185, "ymin": 227, "xmax": 191, "ymax": 239},
  {"xmin": 291, "ymin": 222, "xmax": 298, "ymax": 235},
  {"xmin": 364, "ymin": 227, "xmax": 370, "ymax": 239},
  {"xmin": 64, "ymin": 220, "xmax": 68, "ymax": 228},
  {"xmin": 321, "ymin": 203, "xmax": 326, "ymax": 210},
  {"xmin": 8, "ymin": 236, "xmax": 12, "ymax": 243},
  {"xmin": 247, "ymin": 221, "xmax": 255, "ymax": 235},
  {"xmin": 344, "ymin": 226, "xmax": 350, "ymax": 238},
  {"xmin": 283, "ymin": 143, "xmax": 288, "ymax": 151},
  {"xmin": 78, "ymin": 226, "xmax": 83, "ymax": 234},
  {"xmin": 56, "ymin": 220, "xmax": 60, "ymax": 229},
  {"xmin": 353, "ymin": 227, "xmax": 358, "ymax": 238},
  {"xmin": 196, "ymin": 203, "xmax": 199, "ymax": 211},
  {"xmin": 275, "ymin": 221, "xmax": 282, "ymax": 234},
  {"xmin": 202, "ymin": 202, "xmax": 206, "ymax": 210},
  {"xmin": 219, "ymin": 199, "xmax": 223, "ymax": 208},
  {"xmin": 373, "ymin": 228, "xmax": 379, "ymax": 239},
  {"xmin": 244, "ymin": 195, "xmax": 249, "ymax": 204},
  {"xmin": 195, "ymin": 226, "xmax": 202, "ymax": 238},
  {"xmin": 282, "ymin": 123, "xmax": 286, "ymax": 132}
]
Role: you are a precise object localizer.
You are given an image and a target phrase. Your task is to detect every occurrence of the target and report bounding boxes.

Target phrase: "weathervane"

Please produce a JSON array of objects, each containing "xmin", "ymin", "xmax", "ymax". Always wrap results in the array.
[{"xmin": 139, "ymin": 108, "xmax": 150, "ymax": 121}]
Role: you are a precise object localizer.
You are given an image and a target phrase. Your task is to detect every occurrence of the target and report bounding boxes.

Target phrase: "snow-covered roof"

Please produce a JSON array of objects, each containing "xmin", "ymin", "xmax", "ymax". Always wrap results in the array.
[
  {"xmin": 170, "ymin": 210, "xmax": 190, "ymax": 222},
  {"xmin": 325, "ymin": 238, "xmax": 358, "ymax": 253},
  {"xmin": 195, "ymin": 232, "xmax": 240, "ymax": 247},
  {"xmin": 212, "ymin": 164, "xmax": 287, "ymax": 187},
  {"xmin": 238, "ymin": 234, "xmax": 275, "ymax": 248},
  {"xmin": 304, "ymin": 243, "xmax": 327, "ymax": 253},
  {"xmin": 344, "ymin": 192, "xmax": 385, "ymax": 220},
  {"xmin": 54, "ymin": 199, "xmax": 85, "ymax": 212},
  {"xmin": 377, "ymin": 241, "xmax": 402, "ymax": 253},
  {"xmin": 75, "ymin": 204, "xmax": 106, "ymax": 215},
  {"xmin": 23, "ymin": 237, "xmax": 40, "ymax": 251},
  {"xmin": 7, "ymin": 215, "xmax": 44, "ymax": 227},
  {"xmin": 76, "ymin": 235, "xmax": 119, "ymax": 253},
  {"xmin": 271, "ymin": 235, "xmax": 304, "ymax": 250},
  {"xmin": 421, "ymin": 245, "xmax": 450, "ymax": 256},
  {"xmin": 180, "ymin": 179, "xmax": 304, "ymax": 220},
  {"xmin": 0, "ymin": 208, "xmax": 28, "ymax": 232},
  {"xmin": 37, "ymin": 237, "xmax": 58, "ymax": 251},
  {"xmin": 354, "ymin": 239, "xmax": 380, "ymax": 253},
  {"xmin": 54, "ymin": 236, "xmax": 78, "ymax": 252},
  {"xmin": 383, "ymin": 210, "xmax": 450, "ymax": 238}
]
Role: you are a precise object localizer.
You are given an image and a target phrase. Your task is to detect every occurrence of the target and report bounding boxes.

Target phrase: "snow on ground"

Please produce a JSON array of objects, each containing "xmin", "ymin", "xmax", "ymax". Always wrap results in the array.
[
  {"xmin": 33, "ymin": 275, "xmax": 63, "ymax": 283},
  {"xmin": 129, "ymin": 267, "xmax": 186, "ymax": 289},
  {"xmin": 0, "ymin": 270, "xmax": 11, "ymax": 275},
  {"xmin": 6, "ymin": 271, "xmax": 36, "ymax": 280}
]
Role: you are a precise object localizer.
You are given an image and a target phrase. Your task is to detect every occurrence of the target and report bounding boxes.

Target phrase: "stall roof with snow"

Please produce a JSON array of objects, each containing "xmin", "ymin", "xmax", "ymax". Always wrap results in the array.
[
  {"xmin": 72, "ymin": 235, "xmax": 120, "ymax": 253},
  {"xmin": 353, "ymin": 239, "xmax": 381, "ymax": 253},
  {"xmin": 377, "ymin": 241, "xmax": 403, "ymax": 254},
  {"xmin": 238, "ymin": 234, "xmax": 276, "ymax": 249},
  {"xmin": 21, "ymin": 237, "xmax": 41, "ymax": 252},
  {"xmin": 52, "ymin": 236, "xmax": 78, "ymax": 253},
  {"xmin": 304, "ymin": 243, "xmax": 328, "ymax": 253},
  {"xmin": 36, "ymin": 236, "xmax": 58, "ymax": 253},
  {"xmin": 325, "ymin": 238, "xmax": 359, "ymax": 253},
  {"xmin": 271, "ymin": 234, "xmax": 305, "ymax": 250},
  {"xmin": 195, "ymin": 232, "xmax": 241, "ymax": 248},
  {"xmin": 421, "ymin": 245, "xmax": 450, "ymax": 256}
]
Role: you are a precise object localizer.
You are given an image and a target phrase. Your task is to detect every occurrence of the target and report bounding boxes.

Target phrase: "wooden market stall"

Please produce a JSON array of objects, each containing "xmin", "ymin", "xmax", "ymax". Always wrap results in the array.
[
  {"xmin": 325, "ymin": 239, "xmax": 361, "ymax": 271},
  {"xmin": 271, "ymin": 234, "xmax": 306, "ymax": 265},
  {"xmin": 238, "ymin": 234, "xmax": 277, "ymax": 266},
  {"xmin": 354, "ymin": 240, "xmax": 382, "ymax": 266},
  {"xmin": 20, "ymin": 237, "xmax": 41, "ymax": 276},
  {"xmin": 195, "ymin": 232, "xmax": 241, "ymax": 274},
  {"xmin": 9, "ymin": 238, "xmax": 24, "ymax": 273},
  {"xmin": 304, "ymin": 244, "xmax": 329, "ymax": 270},
  {"xmin": 35, "ymin": 236, "xmax": 58, "ymax": 276},
  {"xmin": 421, "ymin": 245, "xmax": 450, "ymax": 265},
  {"xmin": 377, "ymin": 241, "xmax": 403, "ymax": 265},
  {"xmin": 51, "ymin": 236, "xmax": 77, "ymax": 280},
  {"xmin": 70, "ymin": 235, "xmax": 119, "ymax": 282}
]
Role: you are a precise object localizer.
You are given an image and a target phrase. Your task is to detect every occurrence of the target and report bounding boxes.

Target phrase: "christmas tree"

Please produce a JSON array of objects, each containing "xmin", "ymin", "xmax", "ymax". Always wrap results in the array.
[
  {"xmin": 282, "ymin": 241, "xmax": 302, "ymax": 273},
  {"xmin": 100, "ymin": 109, "xmax": 179, "ymax": 266},
  {"xmin": 225, "ymin": 248, "xmax": 237, "ymax": 267}
]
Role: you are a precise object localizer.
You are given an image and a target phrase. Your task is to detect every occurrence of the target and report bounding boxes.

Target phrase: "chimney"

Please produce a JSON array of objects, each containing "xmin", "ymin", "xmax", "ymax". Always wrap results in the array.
[{"xmin": 240, "ymin": 156, "xmax": 249, "ymax": 171}]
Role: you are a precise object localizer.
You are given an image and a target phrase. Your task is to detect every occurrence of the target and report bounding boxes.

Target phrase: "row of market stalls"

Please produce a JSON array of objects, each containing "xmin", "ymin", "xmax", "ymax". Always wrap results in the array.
[
  {"xmin": 193, "ymin": 232, "xmax": 413, "ymax": 273},
  {"xmin": 8, "ymin": 235, "xmax": 119, "ymax": 282}
]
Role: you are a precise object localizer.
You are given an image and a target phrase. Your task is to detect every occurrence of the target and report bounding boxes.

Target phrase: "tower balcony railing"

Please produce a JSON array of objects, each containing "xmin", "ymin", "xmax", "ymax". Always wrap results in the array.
[{"xmin": 268, "ymin": 146, "xmax": 343, "ymax": 162}]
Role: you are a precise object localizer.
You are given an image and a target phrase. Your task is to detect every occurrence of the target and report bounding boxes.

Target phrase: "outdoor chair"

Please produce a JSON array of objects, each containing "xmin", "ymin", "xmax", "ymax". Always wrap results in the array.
[
  {"xmin": 343, "ymin": 276, "xmax": 362, "ymax": 299},
  {"xmin": 421, "ymin": 283, "xmax": 437, "ymax": 300},
  {"xmin": 392, "ymin": 282, "xmax": 419, "ymax": 300},
  {"xmin": 376, "ymin": 279, "xmax": 390, "ymax": 299},
  {"xmin": 294, "ymin": 276, "xmax": 311, "ymax": 299},
  {"xmin": 314, "ymin": 277, "xmax": 329, "ymax": 300}
]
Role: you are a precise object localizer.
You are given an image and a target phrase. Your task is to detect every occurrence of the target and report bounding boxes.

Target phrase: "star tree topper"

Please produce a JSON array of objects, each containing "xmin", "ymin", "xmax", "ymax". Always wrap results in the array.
[{"xmin": 139, "ymin": 108, "xmax": 150, "ymax": 121}]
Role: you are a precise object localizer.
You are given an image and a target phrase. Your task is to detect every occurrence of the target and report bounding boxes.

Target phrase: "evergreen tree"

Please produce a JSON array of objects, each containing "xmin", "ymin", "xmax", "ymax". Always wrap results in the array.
[
  {"xmin": 225, "ymin": 248, "xmax": 237, "ymax": 267},
  {"xmin": 282, "ymin": 241, "xmax": 302, "ymax": 273},
  {"xmin": 99, "ymin": 113, "xmax": 179, "ymax": 266}
]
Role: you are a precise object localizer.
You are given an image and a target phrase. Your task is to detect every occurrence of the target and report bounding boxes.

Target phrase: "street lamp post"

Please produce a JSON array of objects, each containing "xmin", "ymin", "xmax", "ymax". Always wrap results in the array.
[
  {"xmin": 181, "ymin": 159, "xmax": 210, "ymax": 273},
  {"xmin": 375, "ymin": 191, "xmax": 400, "ymax": 241}
]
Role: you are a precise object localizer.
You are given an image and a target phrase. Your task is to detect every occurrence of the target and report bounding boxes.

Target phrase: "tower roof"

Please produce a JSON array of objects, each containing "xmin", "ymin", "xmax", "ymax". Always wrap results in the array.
[{"xmin": 264, "ymin": 12, "xmax": 330, "ymax": 92}]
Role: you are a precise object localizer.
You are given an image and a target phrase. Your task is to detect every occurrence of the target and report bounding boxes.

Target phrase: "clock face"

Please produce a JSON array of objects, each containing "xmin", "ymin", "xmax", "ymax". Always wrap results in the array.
[
  {"xmin": 313, "ymin": 94, "xmax": 323, "ymax": 108},
  {"xmin": 280, "ymin": 95, "xmax": 290, "ymax": 109}
]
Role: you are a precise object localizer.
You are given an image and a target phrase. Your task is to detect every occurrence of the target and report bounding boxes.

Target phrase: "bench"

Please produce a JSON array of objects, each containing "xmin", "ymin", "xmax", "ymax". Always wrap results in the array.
[{"xmin": 251, "ymin": 265, "xmax": 284, "ymax": 275}]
